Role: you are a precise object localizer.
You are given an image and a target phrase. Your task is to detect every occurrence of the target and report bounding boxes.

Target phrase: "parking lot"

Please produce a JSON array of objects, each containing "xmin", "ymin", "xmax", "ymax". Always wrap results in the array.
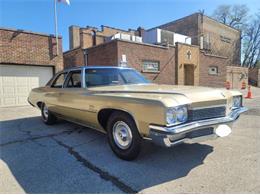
[{"xmin": 0, "ymin": 87, "xmax": 260, "ymax": 193}]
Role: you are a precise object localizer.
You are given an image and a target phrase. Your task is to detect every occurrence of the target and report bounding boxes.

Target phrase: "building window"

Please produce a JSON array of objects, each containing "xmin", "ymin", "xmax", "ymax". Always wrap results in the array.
[
  {"xmin": 142, "ymin": 60, "xmax": 160, "ymax": 72},
  {"xmin": 208, "ymin": 66, "xmax": 218, "ymax": 75}
]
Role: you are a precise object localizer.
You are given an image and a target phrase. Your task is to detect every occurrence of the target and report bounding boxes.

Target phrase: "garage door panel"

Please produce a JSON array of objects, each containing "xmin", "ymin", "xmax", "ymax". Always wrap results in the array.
[
  {"xmin": 3, "ymin": 77, "xmax": 15, "ymax": 85},
  {"xmin": 0, "ymin": 65, "xmax": 53, "ymax": 107},
  {"xmin": 29, "ymin": 77, "xmax": 40, "ymax": 88},
  {"xmin": 16, "ymin": 77, "xmax": 29, "ymax": 86},
  {"xmin": 3, "ymin": 97, "xmax": 16, "ymax": 106},
  {"xmin": 0, "ymin": 78, "xmax": 3, "ymax": 96},
  {"xmin": 16, "ymin": 87, "xmax": 30, "ymax": 96},
  {"xmin": 17, "ymin": 96, "xmax": 28, "ymax": 105},
  {"xmin": 3, "ymin": 87, "xmax": 15, "ymax": 96}
]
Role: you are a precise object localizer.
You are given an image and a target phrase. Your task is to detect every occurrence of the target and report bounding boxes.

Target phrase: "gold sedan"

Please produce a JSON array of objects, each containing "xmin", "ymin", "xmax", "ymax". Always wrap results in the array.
[{"xmin": 28, "ymin": 66, "xmax": 247, "ymax": 160}]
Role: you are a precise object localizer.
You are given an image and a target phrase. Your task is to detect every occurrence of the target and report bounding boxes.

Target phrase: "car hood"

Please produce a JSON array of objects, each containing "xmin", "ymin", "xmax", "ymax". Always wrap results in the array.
[{"xmin": 88, "ymin": 84, "xmax": 238, "ymax": 108}]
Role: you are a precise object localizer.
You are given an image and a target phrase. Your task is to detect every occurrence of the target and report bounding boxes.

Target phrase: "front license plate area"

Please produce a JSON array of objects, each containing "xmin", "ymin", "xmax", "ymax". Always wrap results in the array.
[{"xmin": 186, "ymin": 127, "xmax": 214, "ymax": 138}]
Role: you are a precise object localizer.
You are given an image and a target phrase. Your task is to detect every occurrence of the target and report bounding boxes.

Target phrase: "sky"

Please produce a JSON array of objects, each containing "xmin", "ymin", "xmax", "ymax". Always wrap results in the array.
[{"xmin": 0, "ymin": 0, "xmax": 259, "ymax": 51}]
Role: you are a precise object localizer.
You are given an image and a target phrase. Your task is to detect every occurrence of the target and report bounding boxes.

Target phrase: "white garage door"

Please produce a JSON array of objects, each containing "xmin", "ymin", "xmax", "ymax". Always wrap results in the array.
[{"xmin": 0, "ymin": 65, "xmax": 53, "ymax": 107}]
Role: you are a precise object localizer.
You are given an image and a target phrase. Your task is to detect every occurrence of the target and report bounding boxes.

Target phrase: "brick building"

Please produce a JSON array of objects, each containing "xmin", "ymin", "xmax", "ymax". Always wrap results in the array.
[
  {"xmin": 64, "ymin": 13, "xmax": 242, "ymax": 88},
  {"xmin": 157, "ymin": 13, "xmax": 241, "ymax": 65},
  {"xmin": 0, "ymin": 28, "xmax": 63, "ymax": 107}
]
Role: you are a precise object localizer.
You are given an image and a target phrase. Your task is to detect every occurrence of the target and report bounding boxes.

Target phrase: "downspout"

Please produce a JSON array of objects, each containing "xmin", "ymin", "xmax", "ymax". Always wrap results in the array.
[{"xmin": 84, "ymin": 49, "xmax": 88, "ymax": 66}]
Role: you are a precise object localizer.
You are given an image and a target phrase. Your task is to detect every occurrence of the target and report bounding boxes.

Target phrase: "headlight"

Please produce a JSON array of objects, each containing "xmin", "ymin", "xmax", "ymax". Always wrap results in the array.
[
  {"xmin": 176, "ymin": 106, "xmax": 188, "ymax": 122},
  {"xmin": 166, "ymin": 108, "xmax": 177, "ymax": 124},
  {"xmin": 166, "ymin": 105, "xmax": 188, "ymax": 125},
  {"xmin": 232, "ymin": 96, "xmax": 242, "ymax": 109}
]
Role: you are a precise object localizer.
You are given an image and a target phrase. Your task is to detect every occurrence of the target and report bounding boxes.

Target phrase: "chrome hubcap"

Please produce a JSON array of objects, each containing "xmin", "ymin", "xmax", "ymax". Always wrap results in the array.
[
  {"xmin": 43, "ymin": 104, "xmax": 49, "ymax": 119},
  {"xmin": 112, "ymin": 121, "xmax": 133, "ymax": 150}
]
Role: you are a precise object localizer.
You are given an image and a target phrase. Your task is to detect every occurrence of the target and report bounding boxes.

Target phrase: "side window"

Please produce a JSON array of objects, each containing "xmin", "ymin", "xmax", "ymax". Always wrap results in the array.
[
  {"xmin": 51, "ymin": 73, "xmax": 67, "ymax": 88},
  {"xmin": 65, "ymin": 71, "xmax": 82, "ymax": 88},
  {"xmin": 85, "ymin": 69, "xmax": 124, "ymax": 87}
]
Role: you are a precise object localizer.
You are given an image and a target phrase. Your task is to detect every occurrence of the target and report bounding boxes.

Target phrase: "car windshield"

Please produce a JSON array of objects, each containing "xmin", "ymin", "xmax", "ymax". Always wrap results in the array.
[{"xmin": 85, "ymin": 68, "xmax": 150, "ymax": 88}]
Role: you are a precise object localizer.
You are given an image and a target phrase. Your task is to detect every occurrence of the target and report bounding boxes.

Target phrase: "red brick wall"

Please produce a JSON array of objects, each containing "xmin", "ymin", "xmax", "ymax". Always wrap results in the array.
[
  {"xmin": 73, "ymin": 26, "xmax": 136, "ymax": 49},
  {"xmin": 199, "ymin": 52, "xmax": 228, "ymax": 88},
  {"xmin": 101, "ymin": 26, "xmax": 136, "ymax": 37},
  {"xmin": 80, "ymin": 30, "xmax": 94, "ymax": 49},
  {"xmin": 86, "ymin": 40, "xmax": 176, "ymax": 84},
  {"xmin": 63, "ymin": 47, "xmax": 85, "ymax": 68},
  {"xmin": 65, "ymin": 39, "xmax": 229, "ymax": 88},
  {"xmin": 117, "ymin": 40, "xmax": 176, "ymax": 85},
  {"xmin": 87, "ymin": 41, "xmax": 118, "ymax": 66},
  {"xmin": 0, "ymin": 28, "xmax": 63, "ymax": 72}
]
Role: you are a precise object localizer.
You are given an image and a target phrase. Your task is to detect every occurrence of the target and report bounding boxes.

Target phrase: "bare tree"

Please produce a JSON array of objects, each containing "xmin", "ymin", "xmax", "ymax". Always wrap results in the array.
[
  {"xmin": 212, "ymin": 4, "xmax": 249, "ymax": 29},
  {"xmin": 242, "ymin": 11, "xmax": 260, "ymax": 67},
  {"xmin": 213, "ymin": 5, "xmax": 260, "ymax": 67}
]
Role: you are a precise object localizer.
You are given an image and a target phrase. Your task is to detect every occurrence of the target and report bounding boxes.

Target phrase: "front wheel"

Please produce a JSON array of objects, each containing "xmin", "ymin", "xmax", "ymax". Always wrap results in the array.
[
  {"xmin": 41, "ymin": 103, "xmax": 57, "ymax": 125},
  {"xmin": 107, "ymin": 111, "xmax": 142, "ymax": 160}
]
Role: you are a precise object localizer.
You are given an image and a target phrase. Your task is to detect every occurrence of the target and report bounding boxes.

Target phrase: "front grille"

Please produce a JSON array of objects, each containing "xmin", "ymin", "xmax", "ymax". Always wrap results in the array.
[{"xmin": 188, "ymin": 106, "xmax": 226, "ymax": 121}]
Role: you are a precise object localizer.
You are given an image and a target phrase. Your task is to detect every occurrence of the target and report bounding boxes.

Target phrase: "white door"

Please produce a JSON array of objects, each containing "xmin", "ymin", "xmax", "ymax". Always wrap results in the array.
[{"xmin": 0, "ymin": 65, "xmax": 53, "ymax": 107}]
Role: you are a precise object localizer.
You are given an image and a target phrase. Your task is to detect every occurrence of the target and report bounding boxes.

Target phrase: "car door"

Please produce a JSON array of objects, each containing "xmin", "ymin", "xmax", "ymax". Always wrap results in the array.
[
  {"xmin": 57, "ymin": 69, "xmax": 98, "ymax": 128},
  {"xmin": 45, "ymin": 71, "xmax": 68, "ymax": 114}
]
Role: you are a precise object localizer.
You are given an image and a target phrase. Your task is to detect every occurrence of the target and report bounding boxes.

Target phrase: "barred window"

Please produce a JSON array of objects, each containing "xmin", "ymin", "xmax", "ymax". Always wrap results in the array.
[{"xmin": 142, "ymin": 61, "xmax": 160, "ymax": 72}]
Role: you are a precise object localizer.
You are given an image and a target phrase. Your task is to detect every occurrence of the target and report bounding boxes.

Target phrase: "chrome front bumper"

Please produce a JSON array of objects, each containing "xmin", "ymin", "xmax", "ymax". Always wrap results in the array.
[{"xmin": 149, "ymin": 107, "xmax": 248, "ymax": 147}]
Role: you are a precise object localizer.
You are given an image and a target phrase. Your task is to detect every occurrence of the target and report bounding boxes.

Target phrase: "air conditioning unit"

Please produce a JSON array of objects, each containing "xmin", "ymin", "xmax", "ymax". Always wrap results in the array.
[
  {"xmin": 120, "ymin": 33, "xmax": 131, "ymax": 41},
  {"xmin": 143, "ymin": 28, "xmax": 191, "ymax": 46},
  {"xmin": 174, "ymin": 33, "xmax": 191, "ymax": 45},
  {"xmin": 135, "ymin": 36, "xmax": 142, "ymax": 43},
  {"xmin": 143, "ymin": 28, "xmax": 166, "ymax": 45},
  {"xmin": 107, "ymin": 33, "xmax": 133, "ymax": 42},
  {"xmin": 113, "ymin": 33, "xmax": 121, "ymax": 39},
  {"xmin": 106, "ymin": 33, "xmax": 121, "ymax": 42},
  {"xmin": 161, "ymin": 30, "xmax": 174, "ymax": 45},
  {"xmin": 131, "ymin": 35, "xmax": 142, "ymax": 43}
]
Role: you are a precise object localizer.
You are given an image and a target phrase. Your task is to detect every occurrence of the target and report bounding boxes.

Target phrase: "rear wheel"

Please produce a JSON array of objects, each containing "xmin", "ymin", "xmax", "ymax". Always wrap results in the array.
[
  {"xmin": 107, "ymin": 111, "xmax": 142, "ymax": 160},
  {"xmin": 41, "ymin": 103, "xmax": 57, "ymax": 125}
]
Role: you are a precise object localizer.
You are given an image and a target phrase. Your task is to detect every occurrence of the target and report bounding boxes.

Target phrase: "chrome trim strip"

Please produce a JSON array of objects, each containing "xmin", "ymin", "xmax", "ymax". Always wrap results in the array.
[
  {"xmin": 48, "ymin": 104, "xmax": 97, "ymax": 113},
  {"xmin": 88, "ymin": 90, "xmax": 187, "ymax": 96},
  {"xmin": 149, "ymin": 107, "xmax": 248, "ymax": 134},
  {"xmin": 190, "ymin": 104, "xmax": 226, "ymax": 110}
]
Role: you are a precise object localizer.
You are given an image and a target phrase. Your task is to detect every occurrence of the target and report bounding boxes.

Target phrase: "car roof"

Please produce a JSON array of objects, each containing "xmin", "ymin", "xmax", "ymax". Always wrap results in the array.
[{"xmin": 62, "ymin": 66, "xmax": 133, "ymax": 73}]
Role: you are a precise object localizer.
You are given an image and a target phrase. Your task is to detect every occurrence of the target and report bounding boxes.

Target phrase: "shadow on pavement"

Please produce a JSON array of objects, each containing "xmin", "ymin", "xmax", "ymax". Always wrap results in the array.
[{"xmin": 0, "ymin": 116, "xmax": 213, "ymax": 193}]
